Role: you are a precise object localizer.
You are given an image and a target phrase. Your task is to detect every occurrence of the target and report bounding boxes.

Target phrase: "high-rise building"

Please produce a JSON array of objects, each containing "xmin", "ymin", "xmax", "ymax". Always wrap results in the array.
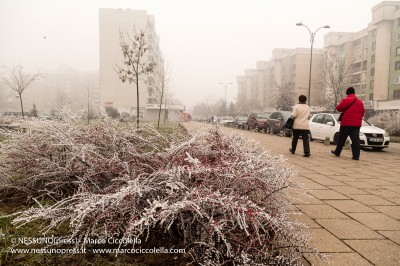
[
  {"xmin": 237, "ymin": 1, "xmax": 400, "ymax": 113},
  {"xmin": 99, "ymin": 8, "xmax": 182, "ymax": 119}
]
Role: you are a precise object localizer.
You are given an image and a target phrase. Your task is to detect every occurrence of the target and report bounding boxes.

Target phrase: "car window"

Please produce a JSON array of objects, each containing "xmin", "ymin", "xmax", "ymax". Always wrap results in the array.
[
  {"xmin": 314, "ymin": 114, "xmax": 324, "ymax": 124},
  {"xmin": 257, "ymin": 113, "xmax": 269, "ymax": 119},
  {"xmin": 282, "ymin": 111, "xmax": 291, "ymax": 119},
  {"xmin": 269, "ymin": 112, "xmax": 277, "ymax": 119},
  {"xmin": 323, "ymin": 115, "xmax": 335, "ymax": 124}
]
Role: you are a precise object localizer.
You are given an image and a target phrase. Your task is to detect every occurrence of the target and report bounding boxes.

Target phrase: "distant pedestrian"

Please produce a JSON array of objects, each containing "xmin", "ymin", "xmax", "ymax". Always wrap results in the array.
[
  {"xmin": 331, "ymin": 87, "xmax": 365, "ymax": 160},
  {"xmin": 289, "ymin": 95, "xmax": 311, "ymax": 157}
]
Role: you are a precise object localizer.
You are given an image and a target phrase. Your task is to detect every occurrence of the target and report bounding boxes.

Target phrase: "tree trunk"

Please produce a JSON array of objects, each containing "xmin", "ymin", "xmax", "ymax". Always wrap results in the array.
[
  {"xmin": 19, "ymin": 93, "xmax": 24, "ymax": 117},
  {"xmin": 157, "ymin": 83, "xmax": 164, "ymax": 129},
  {"xmin": 136, "ymin": 73, "xmax": 139, "ymax": 129}
]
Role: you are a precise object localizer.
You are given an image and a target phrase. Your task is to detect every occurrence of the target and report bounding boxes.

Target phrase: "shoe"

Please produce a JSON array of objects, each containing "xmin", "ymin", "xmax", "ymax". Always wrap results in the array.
[
  {"xmin": 303, "ymin": 153, "xmax": 310, "ymax": 157},
  {"xmin": 352, "ymin": 157, "xmax": 359, "ymax": 160},
  {"xmin": 289, "ymin": 148, "xmax": 295, "ymax": 154},
  {"xmin": 331, "ymin": 150, "xmax": 339, "ymax": 157}
]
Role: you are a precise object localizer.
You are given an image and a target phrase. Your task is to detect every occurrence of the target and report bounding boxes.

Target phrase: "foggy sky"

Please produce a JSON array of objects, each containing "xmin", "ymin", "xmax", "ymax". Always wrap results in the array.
[{"xmin": 0, "ymin": 0, "xmax": 382, "ymax": 110}]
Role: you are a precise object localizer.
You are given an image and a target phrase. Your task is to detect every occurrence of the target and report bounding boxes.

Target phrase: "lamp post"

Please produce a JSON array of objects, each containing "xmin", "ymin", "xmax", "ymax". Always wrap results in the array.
[
  {"xmin": 296, "ymin": 22, "xmax": 330, "ymax": 106},
  {"xmin": 219, "ymin": 82, "xmax": 233, "ymax": 114}
]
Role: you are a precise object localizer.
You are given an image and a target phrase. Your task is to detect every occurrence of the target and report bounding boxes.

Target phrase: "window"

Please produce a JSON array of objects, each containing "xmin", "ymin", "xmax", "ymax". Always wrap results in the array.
[
  {"xmin": 370, "ymin": 68, "xmax": 375, "ymax": 76},
  {"xmin": 312, "ymin": 114, "xmax": 324, "ymax": 124},
  {"xmin": 269, "ymin": 112, "xmax": 277, "ymax": 119},
  {"xmin": 397, "ymin": 47, "xmax": 400, "ymax": 55},
  {"xmin": 394, "ymin": 89, "xmax": 400, "ymax": 99},
  {"xmin": 372, "ymin": 42, "xmax": 376, "ymax": 51},
  {"xmin": 370, "ymin": 80, "xmax": 374, "ymax": 89},
  {"xmin": 398, "ymin": 18, "xmax": 400, "ymax": 27},
  {"xmin": 397, "ymin": 32, "xmax": 400, "ymax": 41},
  {"xmin": 396, "ymin": 61, "xmax": 400, "ymax": 70},
  {"xmin": 323, "ymin": 115, "xmax": 335, "ymax": 125},
  {"xmin": 395, "ymin": 75, "xmax": 400, "ymax": 84},
  {"xmin": 371, "ymin": 55, "xmax": 375, "ymax": 63},
  {"xmin": 369, "ymin": 93, "xmax": 374, "ymax": 100},
  {"xmin": 372, "ymin": 29, "xmax": 376, "ymax": 37}
]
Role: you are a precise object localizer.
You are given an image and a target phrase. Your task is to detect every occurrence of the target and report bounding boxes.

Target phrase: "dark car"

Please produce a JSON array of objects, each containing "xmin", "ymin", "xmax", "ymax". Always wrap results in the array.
[
  {"xmin": 234, "ymin": 116, "xmax": 248, "ymax": 129},
  {"xmin": 246, "ymin": 112, "xmax": 270, "ymax": 132},
  {"xmin": 267, "ymin": 110, "xmax": 292, "ymax": 137}
]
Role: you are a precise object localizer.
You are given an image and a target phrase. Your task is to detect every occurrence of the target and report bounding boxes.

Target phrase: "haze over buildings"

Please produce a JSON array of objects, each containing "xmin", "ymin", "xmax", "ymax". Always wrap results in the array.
[{"xmin": 0, "ymin": 0, "xmax": 387, "ymax": 114}]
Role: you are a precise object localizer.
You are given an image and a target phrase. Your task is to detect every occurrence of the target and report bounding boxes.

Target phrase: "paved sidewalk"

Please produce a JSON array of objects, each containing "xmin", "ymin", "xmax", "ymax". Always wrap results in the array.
[{"xmin": 183, "ymin": 122, "xmax": 400, "ymax": 266}]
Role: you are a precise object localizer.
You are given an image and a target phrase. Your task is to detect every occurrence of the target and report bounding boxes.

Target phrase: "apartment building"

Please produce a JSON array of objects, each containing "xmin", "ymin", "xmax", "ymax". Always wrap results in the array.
[
  {"xmin": 323, "ymin": 1, "xmax": 400, "ymax": 112},
  {"xmin": 99, "ymin": 8, "xmax": 183, "ymax": 119},
  {"xmin": 237, "ymin": 48, "xmax": 324, "ymax": 111},
  {"xmin": 237, "ymin": 1, "xmax": 400, "ymax": 113}
]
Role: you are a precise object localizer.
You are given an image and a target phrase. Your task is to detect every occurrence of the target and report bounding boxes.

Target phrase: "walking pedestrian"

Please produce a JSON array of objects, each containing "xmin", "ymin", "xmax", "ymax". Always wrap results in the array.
[
  {"xmin": 331, "ymin": 87, "xmax": 365, "ymax": 160},
  {"xmin": 289, "ymin": 95, "xmax": 311, "ymax": 157}
]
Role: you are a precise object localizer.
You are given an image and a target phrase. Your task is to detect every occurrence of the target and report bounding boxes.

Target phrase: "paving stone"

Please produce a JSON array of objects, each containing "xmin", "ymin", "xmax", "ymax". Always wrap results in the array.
[
  {"xmin": 380, "ymin": 185, "xmax": 400, "ymax": 193},
  {"xmin": 296, "ymin": 205, "xmax": 348, "ymax": 219},
  {"xmin": 308, "ymin": 229, "xmax": 352, "ymax": 253},
  {"xmin": 303, "ymin": 182, "xmax": 329, "ymax": 190},
  {"xmin": 316, "ymin": 218, "xmax": 384, "ymax": 239},
  {"xmin": 344, "ymin": 181, "xmax": 379, "ymax": 189},
  {"xmin": 388, "ymin": 197, "xmax": 400, "ymax": 204},
  {"xmin": 363, "ymin": 188, "xmax": 400, "ymax": 198},
  {"xmin": 308, "ymin": 177, "xmax": 345, "ymax": 186},
  {"xmin": 358, "ymin": 178, "xmax": 396, "ymax": 186},
  {"xmin": 307, "ymin": 189, "xmax": 349, "ymax": 200},
  {"xmin": 289, "ymin": 175, "xmax": 314, "ymax": 183},
  {"xmin": 347, "ymin": 213, "xmax": 400, "ymax": 230},
  {"xmin": 324, "ymin": 199, "xmax": 377, "ymax": 213},
  {"xmin": 344, "ymin": 240, "xmax": 400, "ymax": 266},
  {"xmin": 287, "ymin": 193, "xmax": 325, "ymax": 205},
  {"xmin": 378, "ymin": 231, "xmax": 400, "ymax": 245},
  {"xmin": 371, "ymin": 205, "xmax": 400, "ymax": 220},
  {"xmin": 328, "ymin": 175, "xmax": 357, "ymax": 182},
  {"xmin": 327, "ymin": 185, "xmax": 369, "ymax": 195},
  {"xmin": 288, "ymin": 212, "xmax": 321, "ymax": 229},
  {"xmin": 350, "ymin": 194, "xmax": 397, "ymax": 206},
  {"xmin": 305, "ymin": 252, "xmax": 373, "ymax": 266}
]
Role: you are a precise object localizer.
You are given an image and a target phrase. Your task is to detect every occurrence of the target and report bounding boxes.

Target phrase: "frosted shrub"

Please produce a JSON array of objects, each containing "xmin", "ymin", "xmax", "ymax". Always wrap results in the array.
[
  {"xmin": 1, "ymin": 117, "xmax": 324, "ymax": 265},
  {"xmin": 368, "ymin": 111, "xmax": 400, "ymax": 136}
]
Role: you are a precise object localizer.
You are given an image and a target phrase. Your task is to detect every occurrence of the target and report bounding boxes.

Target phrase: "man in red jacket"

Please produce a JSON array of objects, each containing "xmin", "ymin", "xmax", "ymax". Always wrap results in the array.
[{"xmin": 331, "ymin": 87, "xmax": 365, "ymax": 160}]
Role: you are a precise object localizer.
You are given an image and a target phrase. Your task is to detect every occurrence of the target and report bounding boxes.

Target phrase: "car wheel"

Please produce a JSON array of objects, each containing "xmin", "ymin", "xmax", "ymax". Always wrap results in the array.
[
  {"xmin": 245, "ymin": 124, "xmax": 249, "ymax": 130},
  {"xmin": 372, "ymin": 147, "xmax": 384, "ymax": 151},
  {"xmin": 333, "ymin": 133, "xmax": 340, "ymax": 145},
  {"xmin": 283, "ymin": 127, "xmax": 291, "ymax": 137}
]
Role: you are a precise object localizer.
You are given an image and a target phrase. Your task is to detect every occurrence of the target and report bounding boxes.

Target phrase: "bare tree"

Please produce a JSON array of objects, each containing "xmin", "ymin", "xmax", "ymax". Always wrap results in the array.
[
  {"xmin": 115, "ymin": 26, "xmax": 156, "ymax": 128},
  {"xmin": 157, "ymin": 62, "xmax": 171, "ymax": 129},
  {"xmin": 320, "ymin": 51, "xmax": 352, "ymax": 111},
  {"xmin": 1, "ymin": 64, "xmax": 40, "ymax": 116},
  {"xmin": 272, "ymin": 82, "xmax": 295, "ymax": 111}
]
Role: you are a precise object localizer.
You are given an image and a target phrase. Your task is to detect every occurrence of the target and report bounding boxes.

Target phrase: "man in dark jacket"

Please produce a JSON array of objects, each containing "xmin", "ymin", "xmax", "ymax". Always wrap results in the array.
[{"xmin": 331, "ymin": 87, "xmax": 365, "ymax": 160}]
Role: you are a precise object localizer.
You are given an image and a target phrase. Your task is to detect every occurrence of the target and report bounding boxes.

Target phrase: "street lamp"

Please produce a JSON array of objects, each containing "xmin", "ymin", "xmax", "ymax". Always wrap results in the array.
[
  {"xmin": 296, "ymin": 22, "xmax": 330, "ymax": 106},
  {"xmin": 219, "ymin": 82, "xmax": 233, "ymax": 113}
]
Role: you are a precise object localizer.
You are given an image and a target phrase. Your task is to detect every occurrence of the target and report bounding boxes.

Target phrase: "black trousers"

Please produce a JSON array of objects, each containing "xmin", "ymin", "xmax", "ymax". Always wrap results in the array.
[
  {"xmin": 334, "ymin": 126, "xmax": 361, "ymax": 159},
  {"xmin": 291, "ymin": 129, "xmax": 310, "ymax": 155}
]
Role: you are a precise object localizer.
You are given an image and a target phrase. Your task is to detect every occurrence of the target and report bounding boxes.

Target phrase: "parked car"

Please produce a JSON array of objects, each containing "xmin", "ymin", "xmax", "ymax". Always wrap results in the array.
[
  {"xmin": 246, "ymin": 112, "xmax": 270, "ymax": 132},
  {"xmin": 220, "ymin": 116, "xmax": 235, "ymax": 126},
  {"xmin": 267, "ymin": 110, "xmax": 292, "ymax": 137},
  {"xmin": 309, "ymin": 113, "xmax": 390, "ymax": 150},
  {"xmin": 234, "ymin": 116, "xmax": 248, "ymax": 129}
]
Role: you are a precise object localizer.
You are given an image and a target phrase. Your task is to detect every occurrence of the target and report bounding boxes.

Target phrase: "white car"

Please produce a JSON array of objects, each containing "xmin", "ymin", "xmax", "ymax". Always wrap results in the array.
[
  {"xmin": 220, "ymin": 116, "xmax": 235, "ymax": 126},
  {"xmin": 309, "ymin": 113, "xmax": 390, "ymax": 150}
]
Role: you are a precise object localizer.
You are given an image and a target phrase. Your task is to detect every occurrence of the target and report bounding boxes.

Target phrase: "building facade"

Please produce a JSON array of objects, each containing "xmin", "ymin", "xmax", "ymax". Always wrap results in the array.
[
  {"xmin": 237, "ymin": 48, "xmax": 324, "ymax": 111},
  {"xmin": 99, "ymin": 8, "xmax": 183, "ymax": 119},
  {"xmin": 237, "ymin": 1, "xmax": 400, "ymax": 113}
]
